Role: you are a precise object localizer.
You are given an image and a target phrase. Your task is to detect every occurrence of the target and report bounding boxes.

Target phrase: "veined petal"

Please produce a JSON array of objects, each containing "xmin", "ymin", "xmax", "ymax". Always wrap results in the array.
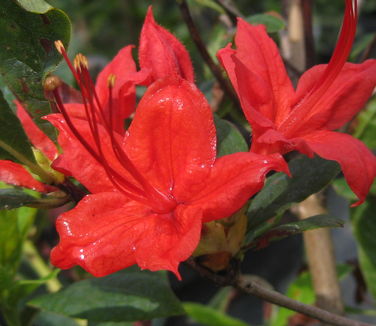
[
  {"xmin": 293, "ymin": 60, "xmax": 376, "ymax": 133},
  {"xmin": 139, "ymin": 7, "xmax": 194, "ymax": 85},
  {"xmin": 44, "ymin": 114, "xmax": 120, "ymax": 193},
  {"xmin": 301, "ymin": 130, "xmax": 376, "ymax": 206},
  {"xmin": 16, "ymin": 101, "xmax": 58, "ymax": 161},
  {"xmin": 218, "ymin": 47, "xmax": 275, "ymax": 131},
  {"xmin": 189, "ymin": 152, "xmax": 289, "ymax": 223},
  {"xmin": 233, "ymin": 19, "xmax": 294, "ymax": 125},
  {"xmin": 0, "ymin": 160, "xmax": 52, "ymax": 192},
  {"xmin": 51, "ymin": 192, "xmax": 203, "ymax": 277},
  {"xmin": 124, "ymin": 77, "xmax": 216, "ymax": 200}
]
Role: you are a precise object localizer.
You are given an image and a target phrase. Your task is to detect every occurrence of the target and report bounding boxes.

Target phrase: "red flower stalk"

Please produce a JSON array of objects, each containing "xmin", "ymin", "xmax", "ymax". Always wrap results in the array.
[
  {"xmin": 139, "ymin": 6, "xmax": 194, "ymax": 85},
  {"xmin": 45, "ymin": 44, "xmax": 288, "ymax": 278},
  {"xmin": 218, "ymin": 0, "xmax": 376, "ymax": 206},
  {"xmin": 0, "ymin": 101, "xmax": 59, "ymax": 193}
]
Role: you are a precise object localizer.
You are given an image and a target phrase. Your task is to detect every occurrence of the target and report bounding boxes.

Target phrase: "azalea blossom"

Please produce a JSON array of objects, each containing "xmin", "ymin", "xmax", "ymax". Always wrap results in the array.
[
  {"xmin": 218, "ymin": 0, "xmax": 376, "ymax": 206},
  {"xmin": 0, "ymin": 101, "xmax": 59, "ymax": 193},
  {"xmin": 45, "ymin": 42, "xmax": 288, "ymax": 277}
]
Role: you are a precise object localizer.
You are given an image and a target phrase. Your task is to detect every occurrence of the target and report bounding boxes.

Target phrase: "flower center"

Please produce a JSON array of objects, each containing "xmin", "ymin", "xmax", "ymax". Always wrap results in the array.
[{"xmin": 51, "ymin": 41, "xmax": 177, "ymax": 213}]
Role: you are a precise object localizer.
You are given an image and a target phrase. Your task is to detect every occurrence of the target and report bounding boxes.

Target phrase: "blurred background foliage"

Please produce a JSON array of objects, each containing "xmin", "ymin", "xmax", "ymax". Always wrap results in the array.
[{"xmin": 50, "ymin": 0, "xmax": 375, "ymax": 86}]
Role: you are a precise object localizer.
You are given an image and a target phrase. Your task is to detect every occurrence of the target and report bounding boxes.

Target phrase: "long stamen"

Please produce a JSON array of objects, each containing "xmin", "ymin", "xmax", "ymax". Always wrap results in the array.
[
  {"xmin": 52, "ymin": 88, "xmax": 147, "ymax": 202},
  {"xmin": 54, "ymin": 44, "xmax": 177, "ymax": 212},
  {"xmin": 280, "ymin": 0, "xmax": 357, "ymax": 134}
]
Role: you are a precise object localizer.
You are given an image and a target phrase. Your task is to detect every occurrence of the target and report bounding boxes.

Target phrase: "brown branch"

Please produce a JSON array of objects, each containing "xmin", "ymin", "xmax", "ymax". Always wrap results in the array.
[
  {"xmin": 177, "ymin": 0, "xmax": 240, "ymax": 109},
  {"xmin": 301, "ymin": 0, "xmax": 315, "ymax": 68},
  {"xmin": 215, "ymin": 0, "xmax": 244, "ymax": 21},
  {"xmin": 186, "ymin": 258, "xmax": 374, "ymax": 326}
]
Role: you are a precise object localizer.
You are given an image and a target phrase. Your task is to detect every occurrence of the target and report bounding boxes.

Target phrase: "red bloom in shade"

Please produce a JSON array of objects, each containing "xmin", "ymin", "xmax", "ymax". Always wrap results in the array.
[
  {"xmin": 0, "ymin": 102, "xmax": 58, "ymax": 193},
  {"xmin": 218, "ymin": 0, "xmax": 376, "ymax": 206},
  {"xmin": 45, "ymin": 50, "xmax": 288, "ymax": 277},
  {"xmin": 139, "ymin": 6, "xmax": 194, "ymax": 85}
]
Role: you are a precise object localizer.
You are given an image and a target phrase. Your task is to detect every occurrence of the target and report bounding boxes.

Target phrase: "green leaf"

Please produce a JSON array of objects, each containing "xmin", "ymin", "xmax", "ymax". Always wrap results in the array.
[
  {"xmin": 249, "ymin": 215, "xmax": 344, "ymax": 248},
  {"xmin": 15, "ymin": 0, "xmax": 52, "ymax": 14},
  {"xmin": 246, "ymin": 13, "xmax": 286, "ymax": 33},
  {"xmin": 0, "ymin": 89, "xmax": 35, "ymax": 163},
  {"xmin": 30, "ymin": 268, "xmax": 184, "ymax": 322},
  {"xmin": 247, "ymin": 155, "xmax": 340, "ymax": 230},
  {"xmin": 351, "ymin": 199, "xmax": 376, "ymax": 300},
  {"xmin": 0, "ymin": 188, "xmax": 40, "ymax": 210},
  {"xmin": 353, "ymin": 97, "xmax": 376, "ymax": 149},
  {"xmin": 32, "ymin": 311, "xmax": 79, "ymax": 326},
  {"xmin": 0, "ymin": 206, "xmax": 36, "ymax": 273},
  {"xmin": 0, "ymin": 0, "xmax": 71, "ymax": 136},
  {"xmin": 184, "ymin": 302, "xmax": 249, "ymax": 326},
  {"xmin": 350, "ymin": 33, "xmax": 376, "ymax": 61},
  {"xmin": 215, "ymin": 115, "xmax": 248, "ymax": 157},
  {"xmin": 190, "ymin": 0, "xmax": 225, "ymax": 14}
]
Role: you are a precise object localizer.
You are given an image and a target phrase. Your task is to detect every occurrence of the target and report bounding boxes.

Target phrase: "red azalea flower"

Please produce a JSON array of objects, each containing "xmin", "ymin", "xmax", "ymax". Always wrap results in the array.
[
  {"xmin": 44, "ymin": 50, "xmax": 288, "ymax": 277},
  {"xmin": 218, "ymin": 0, "xmax": 376, "ymax": 206},
  {"xmin": 139, "ymin": 6, "xmax": 194, "ymax": 85},
  {"xmin": 0, "ymin": 101, "xmax": 58, "ymax": 193}
]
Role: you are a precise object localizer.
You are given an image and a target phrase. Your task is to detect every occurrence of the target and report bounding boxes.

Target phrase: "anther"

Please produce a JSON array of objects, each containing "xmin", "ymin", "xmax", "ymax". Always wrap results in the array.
[
  {"xmin": 54, "ymin": 40, "xmax": 65, "ymax": 54},
  {"xmin": 107, "ymin": 74, "xmax": 116, "ymax": 88},
  {"xmin": 73, "ymin": 53, "xmax": 89, "ymax": 72}
]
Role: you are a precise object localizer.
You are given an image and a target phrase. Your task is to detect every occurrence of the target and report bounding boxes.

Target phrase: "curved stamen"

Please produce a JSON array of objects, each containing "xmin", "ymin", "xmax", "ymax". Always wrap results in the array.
[{"xmin": 53, "ymin": 43, "xmax": 177, "ymax": 212}]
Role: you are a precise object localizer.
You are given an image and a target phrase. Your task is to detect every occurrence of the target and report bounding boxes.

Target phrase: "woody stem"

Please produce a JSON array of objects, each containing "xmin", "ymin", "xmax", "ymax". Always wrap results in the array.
[
  {"xmin": 177, "ymin": 0, "xmax": 240, "ymax": 109},
  {"xmin": 186, "ymin": 258, "xmax": 373, "ymax": 326}
]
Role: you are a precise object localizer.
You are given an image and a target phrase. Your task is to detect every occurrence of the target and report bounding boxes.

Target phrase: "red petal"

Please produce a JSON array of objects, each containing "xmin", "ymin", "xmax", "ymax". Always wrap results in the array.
[
  {"xmin": 139, "ymin": 7, "xmax": 194, "ymax": 85},
  {"xmin": 252, "ymin": 128, "xmax": 314, "ymax": 157},
  {"xmin": 218, "ymin": 46, "xmax": 275, "ymax": 131},
  {"xmin": 293, "ymin": 60, "xmax": 376, "ymax": 133},
  {"xmin": 124, "ymin": 77, "xmax": 216, "ymax": 200},
  {"xmin": 0, "ymin": 160, "xmax": 52, "ymax": 192},
  {"xmin": 95, "ymin": 45, "xmax": 136, "ymax": 104},
  {"xmin": 51, "ymin": 192, "xmax": 202, "ymax": 277},
  {"xmin": 189, "ymin": 152, "xmax": 289, "ymax": 223},
  {"xmin": 302, "ymin": 130, "xmax": 376, "ymax": 206},
  {"xmin": 44, "ymin": 114, "xmax": 118, "ymax": 193},
  {"xmin": 16, "ymin": 101, "xmax": 58, "ymax": 161},
  {"xmin": 94, "ymin": 46, "xmax": 139, "ymax": 133},
  {"xmin": 230, "ymin": 19, "xmax": 294, "ymax": 125}
]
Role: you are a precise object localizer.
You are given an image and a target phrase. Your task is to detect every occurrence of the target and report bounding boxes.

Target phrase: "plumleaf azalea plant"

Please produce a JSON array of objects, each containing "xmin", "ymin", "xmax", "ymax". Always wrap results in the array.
[{"xmin": 0, "ymin": 0, "xmax": 375, "ymax": 326}]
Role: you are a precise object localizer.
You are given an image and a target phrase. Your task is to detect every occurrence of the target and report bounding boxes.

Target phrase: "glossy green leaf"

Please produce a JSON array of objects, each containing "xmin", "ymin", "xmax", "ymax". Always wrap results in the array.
[
  {"xmin": 0, "ymin": 188, "xmax": 40, "ymax": 210},
  {"xmin": 0, "ymin": 0, "xmax": 71, "ymax": 136},
  {"xmin": 247, "ymin": 155, "xmax": 340, "ymax": 230},
  {"xmin": 351, "ymin": 199, "xmax": 376, "ymax": 300},
  {"xmin": 30, "ymin": 268, "xmax": 184, "ymax": 322},
  {"xmin": 0, "ymin": 89, "xmax": 35, "ymax": 163},
  {"xmin": 184, "ymin": 302, "xmax": 249, "ymax": 326},
  {"xmin": 246, "ymin": 13, "xmax": 286, "ymax": 33},
  {"xmin": 248, "ymin": 215, "xmax": 344, "ymax": 248},
  {"xmin": 15, "ymin": 0, "xmax": 52, "ymax": 13},
  {"xmin": 215, "ymin": 115, "xmax": 248, "ymax": 157}
]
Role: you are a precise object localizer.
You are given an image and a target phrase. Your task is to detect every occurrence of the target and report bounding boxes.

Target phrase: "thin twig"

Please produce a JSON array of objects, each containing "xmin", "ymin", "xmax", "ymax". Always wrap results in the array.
[
  {"xmin": 186, "ymin": 258, "xmax": 374, "ymax": 326},
  {"xmin": 301, "ymin": 0, "xmax": 315, "ymax": 68},
  {"xmin": 177, "ymin": 0, "xmax": 240, "ymax": 109},
  {"xmin": 215, "ymin": 0, "xmax": 244, "ymax": 21}
]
